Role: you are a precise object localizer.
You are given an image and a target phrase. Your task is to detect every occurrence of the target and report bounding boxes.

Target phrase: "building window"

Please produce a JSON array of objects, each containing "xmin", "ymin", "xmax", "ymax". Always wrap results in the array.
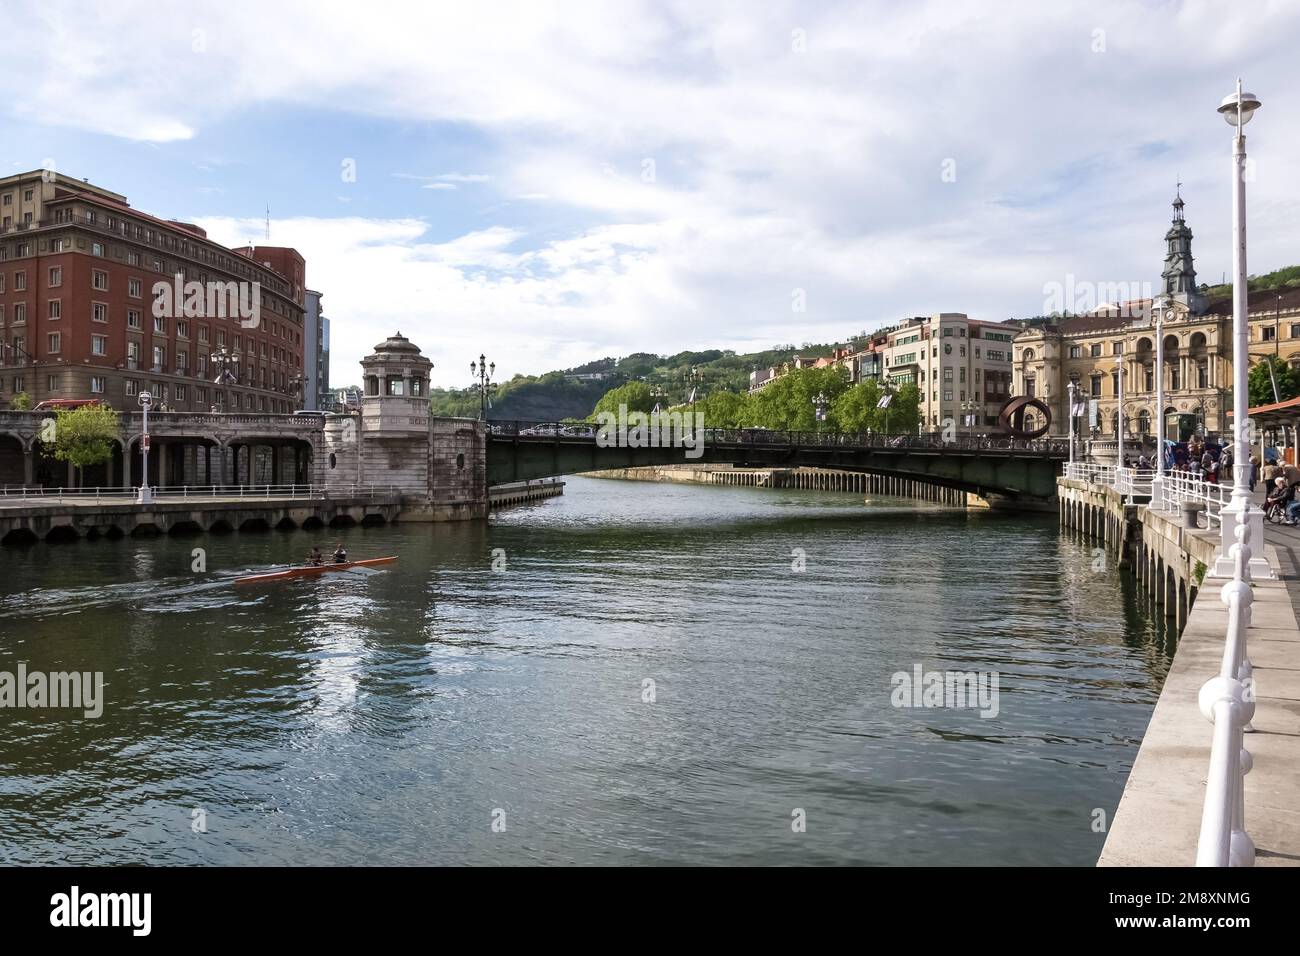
[
  {"xmin": 47, "ymin": 375, "xmax": 59, "ymax": 392},
  {"xmin": 92, "ymin": 243, "xmax": 104, "ymax": 257},
  {"xmin": 91, "ymin": 334, "xmax": 107, "ymax": 356},
  {"xmin": 129, "ymin": 277, "xmax": 142, "ymax": 298},
  {"xmin": 47, "ymin": 332, "xmax": 61, "ymax": 353},
  {"xmin": 943, "ymin": 389, "xmax": 953, "ymax": 402},
  {"xmin": 153, "ymin": 316, "xmax": 165, "ymax": 334},
  {"xmin": 1090, "ymin": 375, "xmax": 1102, "ymax": 398},
  {"xmin": 92, "ymin": 302, "xmax": 108, "ymax": 323},
  {"xmin": 1144, "ymin": 366, "xmax": 1153, "ymax": 391},
  {"xmin": 13, "ymin": 272, "xmax": 25, "ymax": 291},
  {"xmin": 128, "ymin": 251, "xmax": 141, "ymax": 267},
  {"xmin": 90, "ymin": 376, "xmax": 106, "ymax": 394},
  {"xmin": 1025, "ymin": 377, "xmax": 1036, "ymax": 398},
  {"xmin": 127, "ymin": 309, "xmax": 141, "ymax": 329},
  {"xmin": 92, "ymin": 269, "xmax": 108, "ymax": 290},
  {"xmin": 127, "ymin": 342, "xmax": 140, "ymax": 369},
  {"xmin": 48, "ymin": 300, "xmax": 61, "ymax": 320},
  {"xmin": 1290, "ymin": 324, "xmax": 1300, "ymax": 339},
  {"xmin": 1170, "ymin": 367, "xmax": 1181, "ymax": 390},
  {"xmin": 13, "ymin": 303, "xmax": 25, "ymax": 324},
  {"xmin": 153, "ymin": 345, "xmax": 166, "ymax": 371},
  {"xmin": 125, "ymin": 379, "xmax": 138, "ymax": 396},
  {"xmin": 177, "ymin": 320, "xmax": 189, "ymax": 338},
  {"xmin": 175, "ymin": 385, "xmax": 186, "ymax": 402},
  {"xmin": 1091, "ymin": 343, "xmax": 1102, "ymax": 357},
  {"xmin": 1263, "ymin": 326, "xmax": 1277, "ymax": 341},
  {"xmin": 1197, "ymin": 362, "xmax": 1208, "ymax": 389},
  {"xmin": 48, "ymin": 266, "xmax": 62, "ymax": 287}
]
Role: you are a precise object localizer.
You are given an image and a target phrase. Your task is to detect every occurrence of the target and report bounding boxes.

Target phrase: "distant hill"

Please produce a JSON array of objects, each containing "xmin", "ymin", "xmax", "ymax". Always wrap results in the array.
[{"xmin": 427, "ymin": 340, "xmax": 849, "ymax": 422}]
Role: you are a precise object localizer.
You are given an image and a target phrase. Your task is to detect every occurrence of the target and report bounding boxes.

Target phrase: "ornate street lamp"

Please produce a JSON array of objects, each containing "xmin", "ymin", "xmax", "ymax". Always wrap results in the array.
[
  {"xmin": 212, "ymin": 346, "xmax": 239, "ymax": 413},
  {"xmin": 470, "ymin": 354, "xmax": 496, "ymax": 420},
  {"xmin": 811, "ymin": 391, "xmax": 829, "ymax": 431}
]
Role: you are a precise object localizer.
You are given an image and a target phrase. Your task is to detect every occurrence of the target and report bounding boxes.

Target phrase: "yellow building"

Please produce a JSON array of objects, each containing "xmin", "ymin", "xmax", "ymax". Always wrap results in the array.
[{"xmin": 1013, "ymin": 194, "xmax": 1300, "ymax": 443}]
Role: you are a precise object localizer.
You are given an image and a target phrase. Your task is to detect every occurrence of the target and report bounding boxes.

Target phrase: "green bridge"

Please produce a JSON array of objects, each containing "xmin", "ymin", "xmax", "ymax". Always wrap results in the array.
[{"xmin": 485, "ymin": 425, "xmax": 1067, "ymax": 506}]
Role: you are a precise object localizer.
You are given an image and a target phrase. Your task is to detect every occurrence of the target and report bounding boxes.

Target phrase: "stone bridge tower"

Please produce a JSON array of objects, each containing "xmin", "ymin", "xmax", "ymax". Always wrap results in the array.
[{"xmin": 323, "ymin": 332, "xmax": 486, "ymax": 519}]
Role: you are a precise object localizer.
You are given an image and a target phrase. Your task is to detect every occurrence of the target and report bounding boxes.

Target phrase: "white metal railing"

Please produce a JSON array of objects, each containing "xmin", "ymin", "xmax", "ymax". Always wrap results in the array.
[
  {"xmin": 1195, "ymin": 518, "xmax": 1256, "ymax": 866},
  {"xmin": 1115, "ymin": 467, "xmax": 1155, "ymax": 497},
  {"xmin": 1064, "ymin": 462, "xmax": 1116, "ymax": 484},
  {"xmin": 1156, "ymin": 472, "xmax": 1230, "ymax": 530},
  {"xmin": 0, "ymin": 484, "xmax": 409, "ymax": 503}
]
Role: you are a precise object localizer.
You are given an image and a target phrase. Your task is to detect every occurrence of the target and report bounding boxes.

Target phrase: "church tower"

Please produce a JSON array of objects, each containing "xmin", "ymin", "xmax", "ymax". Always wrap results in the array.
[{"xmin": 1159, "ymin": 189, "xmax": 1207, "ymax": 315}]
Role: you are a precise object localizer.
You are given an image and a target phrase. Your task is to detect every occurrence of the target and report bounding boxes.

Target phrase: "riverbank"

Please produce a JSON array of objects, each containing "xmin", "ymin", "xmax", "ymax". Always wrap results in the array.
[
  {"xmin": 1057, "ymin": 475, "xmax": 1300, "ymax": 866},
  {"xmin": 586, "ymin": 464, "xmax": 973, "ymax": 506}
]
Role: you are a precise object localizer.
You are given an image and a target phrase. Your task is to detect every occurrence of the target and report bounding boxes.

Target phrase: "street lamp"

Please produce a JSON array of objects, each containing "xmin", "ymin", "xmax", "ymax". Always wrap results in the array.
[
  {"xmin": 1152, "ymin": 311, "xmax": 1168, "ymax": 506},
  {"xmin": 1066, "ymin": 374, "xmax": 1080, "ymax": 467},
  {"xmin": 137, "ymin": 390, "xmax": 153, "ymax": 504},
  {"xmin": 1113, "ymin": 352, "xmax": 1126, "ymax": 484},
  {"xmin": 811, "ymin": 392, "xmax": 829, "ymax": 431},
  {"xmin": 685, "ymin": 366, "xmax": 703, "ymax": 408},
  {"xmin": 470, "ymin": 354, "xmax": 495, "ymax": 420},
  {"xmin": 961, "ymin": 399, "xmax": 979, "ymax": 441},
  {"xmin": 212, "ymin": 346, "xmax": 239, "ymax": 413},
  {"xmin": 1212, "ymin": 79, "xmax": 1268, "ymax": 578}
]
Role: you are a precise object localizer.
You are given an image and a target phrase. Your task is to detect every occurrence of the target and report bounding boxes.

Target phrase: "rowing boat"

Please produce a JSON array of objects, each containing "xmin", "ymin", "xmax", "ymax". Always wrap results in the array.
[{"xmin": 234, "ymin": 556, "xmax": 398, "ymax": 586}]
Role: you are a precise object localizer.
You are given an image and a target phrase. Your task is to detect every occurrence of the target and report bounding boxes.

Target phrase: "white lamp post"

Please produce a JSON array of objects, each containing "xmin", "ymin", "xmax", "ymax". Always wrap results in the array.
[
  {"xmin": 1151, "ymin": 309, "xmax": 1167, "ymax": 506},
  {"xmin": 137, "ymin": 390, "xmax": 153, "ymax": 504},
  {"xmin": 1113, "ymin": 353, "xmax": 1125, "ymax": 486},
  {"xmin": 1066, "ymin": 376, "xmax": 1078, "ymax": 468},
  {"xmin": 1212, "ymin": 80, "xmax": 1271, "ymax": 578}
]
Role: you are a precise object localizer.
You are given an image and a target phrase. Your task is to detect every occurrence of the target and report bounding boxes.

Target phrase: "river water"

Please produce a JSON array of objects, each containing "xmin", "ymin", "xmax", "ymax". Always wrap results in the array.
[{"xmin": 0, "ymin": 476, "xmax": 1174, "ymax": 865}]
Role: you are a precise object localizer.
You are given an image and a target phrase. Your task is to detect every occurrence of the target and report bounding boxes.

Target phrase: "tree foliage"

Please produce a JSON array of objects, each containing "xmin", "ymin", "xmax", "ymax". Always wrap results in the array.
[
  {"xmin": 1248, "ymin": 358, "xmax": 1300, "ymax": 407},
  {"xmin": 9, "ymin": 391, "xmax": 32, "ymax": 410},
  {"xmin": 47, "ymin": 404, "xmax": 121, "ymax": 473},
  {"xmin": 593, "ymin": 381, "xmax": 657, "ymax": 417}
]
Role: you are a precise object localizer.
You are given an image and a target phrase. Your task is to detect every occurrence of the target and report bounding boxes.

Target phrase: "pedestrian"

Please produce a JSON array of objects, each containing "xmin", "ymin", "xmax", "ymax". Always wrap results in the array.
[
  {"xmin": 1218, "ymin": 445, "xmax": 1233, "ymax": 487},
  {"xmin": 1249, "ymin": 452, "xmax": 1260, "ymax": 492}
]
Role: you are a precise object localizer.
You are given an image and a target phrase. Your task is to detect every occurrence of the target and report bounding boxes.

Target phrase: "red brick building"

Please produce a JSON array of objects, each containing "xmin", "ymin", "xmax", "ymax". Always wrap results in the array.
[{"xmin": 0, "ymin": 170, "xmax": 307, "ymax": 413}]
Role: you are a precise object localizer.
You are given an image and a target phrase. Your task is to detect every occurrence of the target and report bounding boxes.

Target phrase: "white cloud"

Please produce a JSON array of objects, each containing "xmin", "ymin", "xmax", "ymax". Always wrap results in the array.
[{"xmin": 7, "ymin": 0, "xmax": 1300, "ymax": 386}]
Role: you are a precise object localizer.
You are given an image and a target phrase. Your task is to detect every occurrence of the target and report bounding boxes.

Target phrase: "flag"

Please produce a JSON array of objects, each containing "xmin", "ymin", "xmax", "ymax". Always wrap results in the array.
[{"xmin": 877, "ymin": 394, "xmax": 893, "ymax": 409}]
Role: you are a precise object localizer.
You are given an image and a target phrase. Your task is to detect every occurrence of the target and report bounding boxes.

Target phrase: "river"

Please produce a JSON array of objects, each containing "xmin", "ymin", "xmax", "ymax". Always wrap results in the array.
[{"xmin": 0, "ymin": 476, "xmax": 1174, "ymax": 865}]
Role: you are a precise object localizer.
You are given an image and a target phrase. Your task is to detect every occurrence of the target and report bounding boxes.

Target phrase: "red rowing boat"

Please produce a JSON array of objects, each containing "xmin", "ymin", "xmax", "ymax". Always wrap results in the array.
[{"xmin": 234, "ymin": 556, "xmax": 398, "ymax": 586}]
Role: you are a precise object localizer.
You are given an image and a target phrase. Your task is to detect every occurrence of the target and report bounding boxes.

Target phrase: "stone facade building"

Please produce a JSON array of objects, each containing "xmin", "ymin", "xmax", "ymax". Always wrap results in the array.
[{"xmin": 1012, "ymin": 194, "xmax": 1300, "ymax": 441}]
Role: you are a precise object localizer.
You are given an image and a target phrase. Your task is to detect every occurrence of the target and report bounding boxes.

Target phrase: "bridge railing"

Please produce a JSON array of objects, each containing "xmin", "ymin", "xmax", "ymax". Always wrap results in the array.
[
  {"xmin": 487, "ymin": 420, "xmax": 1069, "ymax": 454},
  {"xmin": 0, "ymin": 484, "xmax": 404, "ymax": 503}
]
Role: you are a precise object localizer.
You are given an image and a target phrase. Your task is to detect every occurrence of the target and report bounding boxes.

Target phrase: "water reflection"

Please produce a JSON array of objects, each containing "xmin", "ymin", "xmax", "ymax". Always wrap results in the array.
[{"xmin": 0, "ymin": 477, "xmax": 1173, "ymax": 865}]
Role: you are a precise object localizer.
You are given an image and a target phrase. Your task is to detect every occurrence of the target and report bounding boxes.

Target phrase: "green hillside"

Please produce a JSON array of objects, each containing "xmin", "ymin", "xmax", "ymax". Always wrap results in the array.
[{"xmin": 427, "ymin": 339, "xmax": 849, "ymax": 422}]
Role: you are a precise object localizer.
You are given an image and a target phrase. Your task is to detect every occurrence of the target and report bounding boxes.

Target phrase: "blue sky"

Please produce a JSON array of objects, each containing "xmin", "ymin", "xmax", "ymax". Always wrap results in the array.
[{"xmin": 6, "ymin": 1, "xmax": 1300, "ymax": 387}]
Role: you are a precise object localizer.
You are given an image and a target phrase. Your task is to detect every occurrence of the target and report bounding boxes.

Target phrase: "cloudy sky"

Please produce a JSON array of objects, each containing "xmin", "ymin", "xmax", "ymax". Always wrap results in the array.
[{"xmin": 6, "ymin": 0, "xmax": 1299, "ymax": 387}]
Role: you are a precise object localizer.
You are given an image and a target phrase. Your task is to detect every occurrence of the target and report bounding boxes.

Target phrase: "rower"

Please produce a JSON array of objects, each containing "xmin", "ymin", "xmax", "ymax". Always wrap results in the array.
[
  {"xmin": 307, "ymin": 546, "xmax": 323, "ymax": 567},
  {"xmin": 333, "ymin": 543, "xmax": 348, "ymax": 564}
]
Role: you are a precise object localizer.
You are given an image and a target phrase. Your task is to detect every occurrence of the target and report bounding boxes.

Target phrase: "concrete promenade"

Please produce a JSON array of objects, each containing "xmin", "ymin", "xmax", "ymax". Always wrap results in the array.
[{"xmin": 1100, "ymin": 489, "xmax": 1300, "ymax": 866}]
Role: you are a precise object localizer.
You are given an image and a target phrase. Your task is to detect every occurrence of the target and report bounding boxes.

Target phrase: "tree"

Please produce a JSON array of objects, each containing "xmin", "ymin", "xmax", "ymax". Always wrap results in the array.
[
  {"xmin": 1248, "ymin": 358, "xmax": 1300, "ymax": 407},
  {"xmin": 747, "ymin": 365, "xmax": 849, "ymax": 430},
  {"xmin": 694, "ymin": 390, "xmax": 749, "ymax": 427},
  {"xmin": 9, "ymin": 391, "xmax": 32, "ymax": 410},
  {"xmin": 593, "ymin": 381, "xmax": 657, "ymax": 418},
  {"xmin": 47, "ymin": 404, "xmax": 121, "ymax": 483},
  {"xmin": 831, "ymin": 380, "xmax": 882, "ymax": 433}
]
